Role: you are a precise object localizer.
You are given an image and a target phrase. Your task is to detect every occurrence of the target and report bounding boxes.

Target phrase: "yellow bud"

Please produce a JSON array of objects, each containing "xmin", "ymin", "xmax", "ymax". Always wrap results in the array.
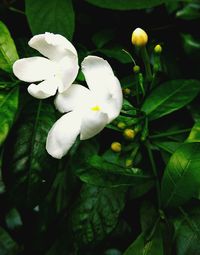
[
  {"xmin": 154, "ymin": 44, "xmax": 162, "ymax": 54},
  {"xmin": 133, "ymin": 65, "xmax": 140, "ymax": 73},
  {"xmin": 117, "ymin": 122, "xmax": 126, "ymax": 129},
  {"xmin": 123, "ymin": 129, "xmax": 136, "ymax": 140},
  {"xmin": 111, "ymin": 142, "xmax": 122, "ymax": 152},
  {"xmin": 123, "ymin": 88, "xmax": 131, "ymax": 95},
  {"xmin": 125, "ymin": 158, "xmax": 133, "ymax": 167},
  {"xmin": 131, "ymin": 28, "xmax": 148, "ymax": 47}
]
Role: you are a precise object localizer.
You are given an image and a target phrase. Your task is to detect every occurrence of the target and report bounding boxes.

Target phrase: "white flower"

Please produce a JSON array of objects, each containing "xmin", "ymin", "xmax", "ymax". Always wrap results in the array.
[
  {"xmin": 13, "ymin": 32, "xmax": 79, "ymax": 99},
  {"xmin": 46, "ymin": 56, "xmax": 123, "ymax": 159}
]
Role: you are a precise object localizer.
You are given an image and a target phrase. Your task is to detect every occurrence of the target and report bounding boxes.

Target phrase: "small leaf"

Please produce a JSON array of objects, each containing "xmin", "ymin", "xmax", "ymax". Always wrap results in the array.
[
  {"xmin": 5, "ymin": 208, "xmax": 22, "ymax": 230},
  {"xmin": 0, "ymin": 21, "xmax": 19, "ymax": 73},
  {"xmin": 176, "ymin": 3, "xmax": 200, "ymax": 20},
  {"xmin": 161, "ymin": 143, "xmax": 200, "ymax": 207},
  {"xmin": 142, "ymin": 79, "xmax": 200, "ymax": 120},
  {"xmin": 25, "ymin": 0, "xmax": 75, "ymax": 40},
  {"xmin": 0, "ymin": 87, "xmax": 19, "ymax": 146},
  {"xmin": 70, "ymin": 184, "xmax": 126, "ymax": 246}
]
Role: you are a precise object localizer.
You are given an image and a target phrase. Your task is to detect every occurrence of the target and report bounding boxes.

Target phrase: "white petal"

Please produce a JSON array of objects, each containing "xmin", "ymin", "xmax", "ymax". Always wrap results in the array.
[
  {"xmin": 13, "ymin": 57, "xmax": 56, "ymax": 82},
  {"xmin": 55, "ymin": 84, "xmax": 93, "ymax": 113},
  {"xmin": 27, "ymin": 78, "xmax": 60, "ymax": 99},
  {"xmin": 57, "ymin": 54, "xmax": 79, "ymax": 93},
  {"xmin": 80, "ymin": 109, "xmax": 109, "ymax": 140},
  {"xmin": 46, "ymin": 111, "xmax": 81, "ymax": 159},
  {"xmin": 81, "ymin": 55, "xmax": 123, "ymax": 122},
  {"xmin": 28, "ymin": 32, "xmax": 77, "ymax": 61}
]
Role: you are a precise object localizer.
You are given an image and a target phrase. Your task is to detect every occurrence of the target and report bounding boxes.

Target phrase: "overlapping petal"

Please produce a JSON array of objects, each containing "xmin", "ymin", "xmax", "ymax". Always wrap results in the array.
[
  {"xmin": 46, "ymin": 111, "xmax": 81, "ymax": 159},
  {"xmin": 28, "ymin": 32, "xmax": 77, "ymax": 61},
  {"xmin": 13, "ymin": 57, "xmax": 57, "ymax": 82}
]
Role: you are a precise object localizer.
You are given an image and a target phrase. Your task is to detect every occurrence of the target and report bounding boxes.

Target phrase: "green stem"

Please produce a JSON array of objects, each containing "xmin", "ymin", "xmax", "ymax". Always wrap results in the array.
[
  {"xmin": 150, "ymin": 128, "xmax": 191, "ymax": 139},
  {"xmin": 146, "ymin": 141, "xmax": 161, "ymax": 209},
  {"xmin": 9, "ymin": 6, "xmax": 25, "ymax": 15},
  {"xmin": 141, "ymin": 46, "xmax": 153, "ymax": 82}
]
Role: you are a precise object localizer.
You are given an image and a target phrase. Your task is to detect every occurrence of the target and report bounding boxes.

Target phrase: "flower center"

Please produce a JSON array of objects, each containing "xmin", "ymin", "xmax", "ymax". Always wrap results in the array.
[{"xmin": 91, "ymin": 105, "xmax": 101, "ymax": 111}]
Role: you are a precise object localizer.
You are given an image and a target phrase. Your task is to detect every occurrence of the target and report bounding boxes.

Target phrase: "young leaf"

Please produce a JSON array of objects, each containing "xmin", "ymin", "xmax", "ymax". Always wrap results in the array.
[
  {"xmin": 0, "ymin": 87, "xmax": 19, "ymax": 146},
  {"xmin": 141, "ymin": 79, "xmax": 200, "ymax": 120},
  {"xmin": 85, "ymin": 0, "xmax": 176, "ymax": 10},
  {"xmin": 161, "ymin": 143, "xmax": 200, "ymax": 208},
  {"xmin": 70, "ymin": 184, "xmax": 127, "ymax": 246},
  {"xmin": 25, "ymin": 0, "xmax": 75, "ymax": 40},
  {"xmin": 0, "ymin": 21, "xmax": 19, "ymax": 73},
  {"xmin": 3, "ymin": 100, "xmax": 58, "ymax": 208}
]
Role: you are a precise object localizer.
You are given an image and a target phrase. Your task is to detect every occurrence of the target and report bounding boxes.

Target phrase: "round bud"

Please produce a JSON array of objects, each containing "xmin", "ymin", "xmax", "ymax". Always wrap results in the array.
[
  {"xmin": 133, "ymin": 65, "xmax": 140, "ymax": 73},
  {"xmin": 154, "ymin": 44, "xmax": 162, "ymax": 54},
  {"xmin": 123, "ymin": 129, "xmax": 136, "ymax": 140},
  {"xmin": 123, "ymin": 88, "xmax": 131, "ymax": 95},
  {"xmin": 117, "ymin": 122, "xmax": 126, "ymax": 129},
  {"xmin": 125, "ymin": 158, "xmax": 133, "ymax": 167},
  {"xmin": 111, "ymin": 142, "xmax": 122, "ymax": 152},
  {"xmin": 131, "ymin": 28, "xmax": 148, "ymax": 47},
  {"xmin": 134, "ymin": 124, "xmax": 142, "ymax": 133}
]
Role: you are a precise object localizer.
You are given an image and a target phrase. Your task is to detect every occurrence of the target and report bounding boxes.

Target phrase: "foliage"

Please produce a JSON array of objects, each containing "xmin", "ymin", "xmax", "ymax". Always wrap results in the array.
[{"xmin": 1, "ymin": 0, "xmax": 200, "ymax": 254}]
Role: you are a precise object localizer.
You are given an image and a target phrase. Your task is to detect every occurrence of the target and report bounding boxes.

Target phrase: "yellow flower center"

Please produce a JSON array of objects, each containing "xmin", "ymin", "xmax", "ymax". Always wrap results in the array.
[{"xmin": 91, "ymin": 105, "xmax": 101, "ymax": 111}]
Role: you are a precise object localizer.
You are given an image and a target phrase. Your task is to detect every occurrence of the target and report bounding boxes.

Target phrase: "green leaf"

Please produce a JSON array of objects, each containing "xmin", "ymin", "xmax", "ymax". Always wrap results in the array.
[
  {"xmin": 186, "ymin": 121, "xmax": 200, "ymax": 143},
  {"xmin": 75, "ymin": 155, "xmax": 154, "ymax": 187},
  {"xmin": 176, "ymin": 3, "xmax": 200, "ymax": 20},
  {"xmin": 5, "ymin": 208, "xmax": 22, "ymax": 230},
  {"xmin": 71, "ymin": 184, "xmax": 126, "ymax": 246},
  {"xmin": 173, "ymin": 207, "xmax": 200, "ymax": 255},
  {"xmin": 0, "ymin": 87, "xmax": 19, "ymax": 146},
  {"xmin": 85, "ymin": 0, "xmax": 176, "ymax": 10},
  {"xmin": 182, "ymin": 34, "xmax": 200, "ymax": 54},
  {"xmin": 92, "ymin": 29, "xmax": 116, "ymax": 49},
  {"xmin": 161, "ymin": 143, "xmax": 200, "ymax": 208},
  {"xmin": 141, "ymin": 79, "xmax": 200, "ymax": 120},
  {"xmin": 98, "ymin": 47, "xmax": 132, "ymax": 64},
  {"xmin": 4, "ymin": 100, "xmax": 58, "ymax": 208},
  {"xmin": 0, "ymin": 21, "xmax": 18, "ymax": 73},
  {"xmin": 25, "ymin": 0, "xmax": 75, "ymax": 40},
  {"xmin": 0, "ymin": 226, "xmax": 19, "ymax": 255}
]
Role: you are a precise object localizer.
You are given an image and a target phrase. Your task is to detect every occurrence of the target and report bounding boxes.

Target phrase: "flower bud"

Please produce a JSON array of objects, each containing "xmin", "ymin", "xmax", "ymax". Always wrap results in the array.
[
  {"xmin": 117, "ymin": 122, "xmax": 126, "ymax": 129},
  {"xmin": 125, "ymin": 158, "xmax": 133, "ymax": 167},
  {"xmin": 131, "ymin": 28, "xmax": 148, "ymax": 47},
  {"xmin": 133, "ymin": 65, "xmax": 140, "ymax": 73},
  {"xmin": 123, "ymin": 129, "xmax": 136, "ymax": 140},
  {"xmin": 111, "ymin": 142, "xmax": 122, "ymax": 152},
  {"xmin": 154, "ymin": 44, "xmax": 162, "ymax": 54},
  {"xmin": 123, "ymin": 88, "xmax": 131, "ymax": 96}
]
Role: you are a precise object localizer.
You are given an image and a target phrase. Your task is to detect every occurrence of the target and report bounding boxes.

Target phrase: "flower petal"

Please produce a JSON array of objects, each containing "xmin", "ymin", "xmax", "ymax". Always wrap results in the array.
[
  {"xmin": 27, "ymin": 78, "xmax": 60, "ymax": 99},
  {"xmin": 13, "ymin": 57, "xmax": 56, "ymax": 82},
  {"xmin": 80, "ymin": 109, "xmax": 109, "ymax": 140},
  {"xmin": 81, "ymin": 55, "xmax": 123, "ymax": 122},
  {"xmin": 28, "ymin": 32, "xmax": 77, "ymax": 61},
  {"xmin": 46, "ymin": 111, "xmax": 81, "ymax": 159},
  {"xmin": 57, "ymin": 54, "xmax": 79, "ymax": 93},
  {"xmin": 55, "ymin": 84, "xmax": 94, "ymax": 113}
]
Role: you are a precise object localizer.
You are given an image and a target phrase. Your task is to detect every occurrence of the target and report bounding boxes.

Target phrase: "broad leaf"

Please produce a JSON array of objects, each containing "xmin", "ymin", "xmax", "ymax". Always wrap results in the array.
[
  {"xmin": 99, "ymin": 47, "xmax": 132, "ymax": 64},
  {"xmin": 3, "ymin": 100, "xmax": 58, "ymax": 208},
  {"xmin": 70, "ymin": 184, "xmax": 126, "ymax": 246},
  {"xmin": 141, "ymin": 79, "xmax": 200, "ymax": 120},
  {"xmin": 0, "ymin": 21, "xmax": 18, "ymax": 73},
  {"xmin": 161, "ymin": 143, "xmax": 200, "ymax": 207},
  {"xmin": 0, "ymin": 87, "xmax": 19, "ymax": 146},
  {"xmin": 85, "ymin": 0, "xmax": 175, "ymax": 10},
  {"xmin": 0, "ymin": 226, "xmax": 19, "ymax": 254},
  {"xmin": 173, "ymin": 207, "xmax": 200, "ymax": 255},
  {"xmin": 25, "ymin": 0, "xmax": 75, "ymax": 40}
]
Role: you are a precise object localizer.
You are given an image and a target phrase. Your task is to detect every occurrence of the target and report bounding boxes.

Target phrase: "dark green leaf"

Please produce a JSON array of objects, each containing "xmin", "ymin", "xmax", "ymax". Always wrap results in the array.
[
  {"xmin": 85, "ymin": 0, "xmax": 176, "ymax": 10},
  {"xmin": 92, "ymin": 29, "xmax": 116, "ymax": 49},
  {"xmin": 161, "ymin": 143, "xmax": 200, "ymax": 207},
  {"xmin": 0, "ymin": 21, "xmax": 18, "ymax": 73},
  {"xmin": 5, "ymin": 208, "xmax": 22, "ymax": 230},
  {"xmin": 99, "ymin": 47, "xmax": 132, "ymax": 64},
  {"xmin": 4, "ymin": 100, "xmax": 58, "ymax": 208},
  {"xmin": 0, "ymin": 87, "xmax": 19, "ymax": 146},
  {"xmin": 0, "ymin": 226, "xmax": 19, "ymax": 255},
  {"xmin": 25, "ymin": 0, "xmax": 75, "ymax": 40},
  {"xmin": 142, "ymin": 79, "xmax": 200, "ymax": 120},
  {"xmin": 176, "ymin": 3, "xmax": 200, "ymax": 20},
  {"xmin": 182, "ymin": 34, "xmax": 200, "ymax": 54},
  {"xmin": 70, "ymin": 184, "xmax": 126, "ymax": 246}
]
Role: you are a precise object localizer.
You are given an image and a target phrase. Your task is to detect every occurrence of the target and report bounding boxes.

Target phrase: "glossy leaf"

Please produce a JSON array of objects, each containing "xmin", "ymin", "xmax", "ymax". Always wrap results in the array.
[
  {"xmin": 142, "ymin": 79, "xmax": 200, "ymax": 120},
  {"xmin": 161, "ymin": 143, "xmax": 200, "ymax": 207},
  {"xmin": 25, "ymin": 0, "xmax": 75, "ymax": 40},
  {"xmin": 186, "ymin": 121, "xmax": 200, "ymax": 143},
  {"xmin": 0, "ymin": 21, "xmax": 19, "ymax": 73},
  {"xmin": 70, "ymin": 184, "xmax": 126, "ymax": 246},
  {"xmin": 85, "ymin": 0, "xmax": 176, "ymax": 10},
  {"xmin": 3, "ymin": 100, "xmax": 58, "ymax": 208},
  {"xmin": 0, "ymin": 87, "xmax": 19, "ymax": 146}
]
